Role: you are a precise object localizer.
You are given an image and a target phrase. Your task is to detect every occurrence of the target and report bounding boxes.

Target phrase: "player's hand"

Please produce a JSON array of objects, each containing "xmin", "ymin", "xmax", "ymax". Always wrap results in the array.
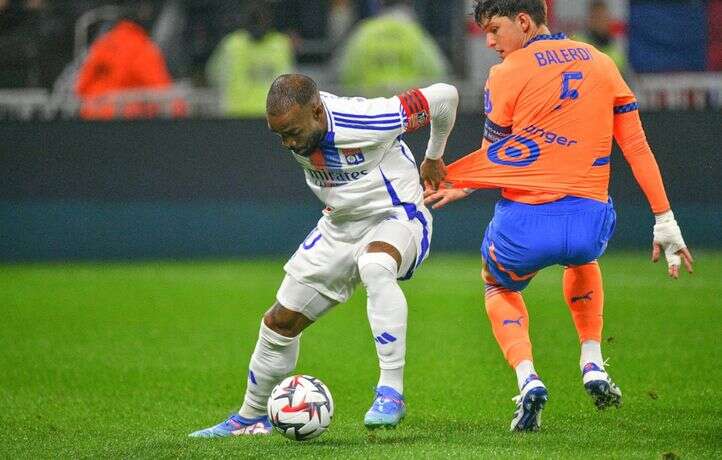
[
  {"xmin": 651, "ymin": 210, "xmax": 693, "ymax": 279},
  {"xmin": 420, "ymin": 158, "xmax": 447, "ymax": 190},
  {"xmin": 423, "ymin": 184, "xmax": 471, "ymax": 209}
]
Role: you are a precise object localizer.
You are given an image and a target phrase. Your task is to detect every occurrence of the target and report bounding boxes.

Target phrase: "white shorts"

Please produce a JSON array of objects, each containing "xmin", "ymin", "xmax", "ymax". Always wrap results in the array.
[{"xmin": 277, "ymin": 207, "xmax": 432, "ymax": 320}]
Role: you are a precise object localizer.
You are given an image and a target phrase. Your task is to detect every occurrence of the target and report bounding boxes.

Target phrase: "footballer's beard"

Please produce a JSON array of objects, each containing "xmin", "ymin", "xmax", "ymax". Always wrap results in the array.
[{"xmin": 292, "ymin": 129, "xmax": 325, "ymax": 157}]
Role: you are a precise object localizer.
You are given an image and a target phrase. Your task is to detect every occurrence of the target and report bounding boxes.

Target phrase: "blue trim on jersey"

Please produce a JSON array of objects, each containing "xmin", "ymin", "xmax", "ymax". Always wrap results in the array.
[
  {"xmin": 399, "ymin": 142, "xmax": 415, "ymax": 165},
  {"xmin": 484, "ymin": 118, "xmax": 513, "ymax": 143},
  {"xmin": 333, "ymin": 115, "xmax": 400, "ymax": 125},
  {"xmin": 613, "ymin": 102, "xmax": 639, "ymax": 114},
  {"xmin": 592, "ymin": 156, "xmax": 611, "ymax": 166},
  {"xmin": 322, "ymin": 100, "xmax": 334, "ymax": 132},
  {"xmin": 400, "ymin": 104, "xmax": 408, "ymax": 124},
  {"xmin": 331, "ymin": 111, "xmax": 399, "ymax": 119},
  {"xmin": 379, "ymin": 168, "xmax": 430, "ymax": 280},
  {"xmin": 320, "ymin": 132, "xmax": 343, "ymax": 167},
  {"xmin": 335, "ymin": 122, "xmax": 402, "ymax": 131},
  {"xmin": 525, "ymin": 32, "xmax": 567, "ymax": 47}
]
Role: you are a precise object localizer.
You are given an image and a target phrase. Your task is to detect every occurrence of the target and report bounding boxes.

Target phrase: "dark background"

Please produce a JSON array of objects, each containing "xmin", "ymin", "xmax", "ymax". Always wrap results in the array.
[{"xmin": 2, "ymin": 111, "xmax": 720, "ymax": 261}]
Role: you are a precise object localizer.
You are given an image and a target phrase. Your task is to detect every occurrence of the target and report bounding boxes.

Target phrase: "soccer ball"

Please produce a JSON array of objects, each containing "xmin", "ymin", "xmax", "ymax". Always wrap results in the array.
[
  {"xmin": 268, "ymin": 375, "xmax": 333, "ymax": 441},
  {"xmin": 267, "ymin": 375, "xmax": 334, "ymax": 441}
]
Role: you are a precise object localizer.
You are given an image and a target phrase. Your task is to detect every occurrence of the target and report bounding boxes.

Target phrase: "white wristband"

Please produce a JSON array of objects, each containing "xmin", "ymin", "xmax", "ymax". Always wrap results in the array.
[
  {"xmin": 654, "ymin": 210, "xmax": 674, "ymax": 225},
  {"xmin": 652, "ymin": 209, "xmax": 686, "ymax": 267}
]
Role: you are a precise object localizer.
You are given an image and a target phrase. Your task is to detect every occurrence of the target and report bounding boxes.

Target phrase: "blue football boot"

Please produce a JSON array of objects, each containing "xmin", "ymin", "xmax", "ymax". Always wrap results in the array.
[
  {"xmin": 510, "ymin": 374, "xmax": 548, "ymax": 432},
  {"xmin": 582, "ymin": 362, "xmax": 622, "ymax": 409},
  {"xmin": 364, "ymin": 386, "xmax": 406, "ymax": 429},
  {"xmin": 188, "ymin": 414, "xmax": 272, "ymax": 438}
]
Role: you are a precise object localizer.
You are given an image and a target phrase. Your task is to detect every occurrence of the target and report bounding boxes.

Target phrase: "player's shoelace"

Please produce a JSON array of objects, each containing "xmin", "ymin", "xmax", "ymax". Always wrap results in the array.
[
  {"xmin": 583, "ymin": 359, "xmax": 622, "ymax": 409},
  {"xmin": 510, "ymin": 379, "xmax": 547, "ymax": 432},
  {"xmin": 190, "ymin": 414, "xmax": 271, "ymax": 437},
  {"xmin": 371, "ymin": 391, "xmax": 403, "ymax": 414}
]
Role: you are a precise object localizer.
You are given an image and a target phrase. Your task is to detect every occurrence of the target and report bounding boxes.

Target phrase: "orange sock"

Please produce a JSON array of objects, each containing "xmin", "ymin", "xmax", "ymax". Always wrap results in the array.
[
  {"xmin": 563, "ymin": 261, "xmax": 604, "ymax": 342},
  {"xmin": 485, "ymin": 287, "xmax": 533, "ymax": 367}
]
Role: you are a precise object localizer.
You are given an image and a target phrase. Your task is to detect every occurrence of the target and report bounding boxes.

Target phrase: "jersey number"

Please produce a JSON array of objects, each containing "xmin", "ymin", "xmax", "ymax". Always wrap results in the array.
[{"xmin": 560, "ymin": 72, "xmax": 583, "ymax": 100}]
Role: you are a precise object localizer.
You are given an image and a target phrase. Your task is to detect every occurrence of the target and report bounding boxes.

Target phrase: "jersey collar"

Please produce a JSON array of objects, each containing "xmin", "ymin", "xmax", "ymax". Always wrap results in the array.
[
  {"xmin": 524, "ymin": 32, "xmax": 567, "ymax": 47},
  {"xmin": 319, "ymin": 98, "xmax": 335, "ymax": 148}
]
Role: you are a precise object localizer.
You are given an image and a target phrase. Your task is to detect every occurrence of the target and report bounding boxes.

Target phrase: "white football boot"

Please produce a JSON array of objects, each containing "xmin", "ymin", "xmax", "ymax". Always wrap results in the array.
[
  {"xmin": 510, "ymin": 374, "xmax": 548, "ymax": 432},
  {"xmin": 582, "ymin": 362, "xmax": 622, "ymax": 409}
]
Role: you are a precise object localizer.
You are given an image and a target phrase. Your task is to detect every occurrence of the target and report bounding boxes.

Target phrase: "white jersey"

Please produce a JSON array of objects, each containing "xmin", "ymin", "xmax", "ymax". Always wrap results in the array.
[
  {"xmin": 291, "ymin": 91, "xmax": 428, "ymax": 224},
  {"xmin": 281, "ymin": 84, "xmax": 457, "ymax": 300}
]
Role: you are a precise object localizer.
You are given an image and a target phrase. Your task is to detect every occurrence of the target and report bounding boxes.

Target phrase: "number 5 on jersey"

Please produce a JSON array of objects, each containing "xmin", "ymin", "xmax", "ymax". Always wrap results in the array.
[{"xmin": 560, "ymin": 71, "xmax": 583, "ymax": 100}]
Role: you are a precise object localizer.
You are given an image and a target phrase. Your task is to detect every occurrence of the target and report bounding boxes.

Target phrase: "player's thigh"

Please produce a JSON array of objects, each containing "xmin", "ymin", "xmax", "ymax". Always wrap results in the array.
[
  {"xmin": 360, "ymin": 213, "xmax": 430, "ymax": 279},
  {"xmin": 284, "ymin": 224, "xmax": 360, "ymax": 304},
  {"xmin": 481, "ymin": 233, "xmax": 538, "ymax": 292},
  {"xmin": 275, "ymin": 274, "xmax": 339, "ymax": 322},
  {"xmin": 481, "ymin": 202, "xmax": 562, "ymax": 291},
  {"xmin": 565, "ymin": 199, "xmax": 617, "ymax": 265}
]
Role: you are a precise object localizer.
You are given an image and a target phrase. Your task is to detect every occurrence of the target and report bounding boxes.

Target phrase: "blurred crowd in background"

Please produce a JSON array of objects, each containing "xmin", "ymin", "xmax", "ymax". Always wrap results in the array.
[{"xmin": 0, "ymin": 0, "xmax": 720, "ymax": 120}]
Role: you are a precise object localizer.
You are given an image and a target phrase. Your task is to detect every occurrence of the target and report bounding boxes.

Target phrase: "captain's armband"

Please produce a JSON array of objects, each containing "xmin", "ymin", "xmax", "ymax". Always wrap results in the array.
[{"xmin": 398, "ymin": 88, "xmax": 430, "ymax": 133}]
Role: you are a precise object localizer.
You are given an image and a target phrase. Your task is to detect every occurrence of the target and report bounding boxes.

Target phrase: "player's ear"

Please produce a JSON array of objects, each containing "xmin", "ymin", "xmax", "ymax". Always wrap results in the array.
[
  {"xmin": 312, "ymin": 102, "xmax": 324, "ymax": 121},
  {"xmin": 517, "ymin": 12, "xmax": 532, "ymax": 32}
]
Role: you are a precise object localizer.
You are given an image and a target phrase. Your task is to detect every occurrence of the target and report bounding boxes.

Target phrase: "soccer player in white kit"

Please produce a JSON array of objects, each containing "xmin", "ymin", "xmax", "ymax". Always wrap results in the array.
[{"xmin": 189, "ymin": 74, "xmax": 458, "ymax": 436}]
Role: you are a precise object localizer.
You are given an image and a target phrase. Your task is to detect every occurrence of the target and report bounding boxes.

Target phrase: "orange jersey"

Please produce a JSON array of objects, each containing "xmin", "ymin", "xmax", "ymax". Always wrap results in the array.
[{"xmin": 446, "ymin": 33, "xmax": 670, "ymax": 212}]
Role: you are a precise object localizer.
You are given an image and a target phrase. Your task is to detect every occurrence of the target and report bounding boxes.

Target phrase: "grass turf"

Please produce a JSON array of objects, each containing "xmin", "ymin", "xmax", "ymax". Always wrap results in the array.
[{"xmin": 1, "ymin": 252, "xmax": 720, "ymax": 458}]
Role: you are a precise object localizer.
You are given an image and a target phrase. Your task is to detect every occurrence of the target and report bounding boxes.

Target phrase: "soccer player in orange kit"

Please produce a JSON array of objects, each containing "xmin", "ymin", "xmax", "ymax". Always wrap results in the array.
[{"xmin": 421, "ymin": 0, "xmax": 694, "ymax": 432}]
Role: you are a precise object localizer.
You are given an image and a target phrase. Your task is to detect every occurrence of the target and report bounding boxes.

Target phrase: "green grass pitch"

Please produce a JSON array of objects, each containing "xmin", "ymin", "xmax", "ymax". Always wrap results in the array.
[{"xmin": 2, "ymin": 252, "xmax": 720, "ymax": 458}]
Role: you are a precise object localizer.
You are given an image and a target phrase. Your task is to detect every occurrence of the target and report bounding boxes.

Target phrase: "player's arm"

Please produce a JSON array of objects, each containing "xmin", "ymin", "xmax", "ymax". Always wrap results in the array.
[
  {"xmin": 423, "ymin": 183, "xmax": 473, "ymax": 209},
  {"xmin": 612, "ymin": 73, "xmax": 693, "ymax": 278},
  {"xmin": 425, "ymin": 66, "xmax": 518, "ymax": 208},
  {"xmin": 397, "ymin": 83, "xmax": 458, "ymax": 189}
]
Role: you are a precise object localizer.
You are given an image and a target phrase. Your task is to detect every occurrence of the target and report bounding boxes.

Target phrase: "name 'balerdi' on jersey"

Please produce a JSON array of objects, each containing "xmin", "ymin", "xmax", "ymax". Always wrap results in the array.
[{"xmin": 446, "ymin": 33, "xmax": 670, "ymax": 213}]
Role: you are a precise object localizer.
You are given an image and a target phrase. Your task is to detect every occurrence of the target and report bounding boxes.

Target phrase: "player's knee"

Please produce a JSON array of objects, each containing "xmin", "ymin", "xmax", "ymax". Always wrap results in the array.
[
  {"xmin": 484, "ymin": 282, "xmax": 507, "ymax": 299},
  {"xmin": 358, "ymin": 252, "xmax": 398, "ymax": 293},
  {"xmin": 263, "ymin": 302, "xmax": 309, "ymax": 337}
]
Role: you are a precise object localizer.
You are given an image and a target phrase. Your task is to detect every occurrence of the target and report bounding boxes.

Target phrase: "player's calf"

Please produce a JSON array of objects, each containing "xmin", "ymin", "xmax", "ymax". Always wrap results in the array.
[{"xmin": 359, "ymin": 250, "xmax": 408, "ymax": 401}]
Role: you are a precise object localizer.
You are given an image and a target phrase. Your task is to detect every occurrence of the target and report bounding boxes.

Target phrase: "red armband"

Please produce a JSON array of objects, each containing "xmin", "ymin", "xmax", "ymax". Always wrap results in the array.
[{"xmin": 398, "ymin": 88, "xmax": 430, "ymax": 133}]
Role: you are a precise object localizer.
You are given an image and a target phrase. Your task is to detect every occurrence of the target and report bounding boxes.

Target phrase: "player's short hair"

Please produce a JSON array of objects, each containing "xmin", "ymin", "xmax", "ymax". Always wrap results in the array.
[
  {"xmin": 473, "ymin": 0, "xmax": 548, "ymax": 26},
  {"xmin": 266, "ymin": 74, "xmax": 320, "ymax": 116}
]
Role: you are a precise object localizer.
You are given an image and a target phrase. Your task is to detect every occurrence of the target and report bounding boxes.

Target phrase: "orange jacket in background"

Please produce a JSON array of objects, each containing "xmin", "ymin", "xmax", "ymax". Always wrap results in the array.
[
  {"xmin": 446, "ymin": 34, "xmax": 670, "ymax": 213},
  {"xmin": 76, "ymin": 20, "xmax": 175, "ymax": 119}
]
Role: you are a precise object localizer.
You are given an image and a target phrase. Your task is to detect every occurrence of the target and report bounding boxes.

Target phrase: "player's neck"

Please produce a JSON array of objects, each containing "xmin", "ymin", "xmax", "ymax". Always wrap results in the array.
[{"xmin": 525, "ymin": 25, "xmax": 552, "ymax": 44}]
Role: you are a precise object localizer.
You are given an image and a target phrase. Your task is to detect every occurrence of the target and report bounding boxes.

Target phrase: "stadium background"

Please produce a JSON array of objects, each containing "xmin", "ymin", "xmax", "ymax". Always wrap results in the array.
[
  {"xmin": 1, "ymin": 110, "xmax": 720, "ymax": 260},
  {"xmin": 1, "ymin": 0, "xmax": 721, "ymax": 458},
  {"xmin": 1, "ymin": 0, "xmax": 720, "ymax": 260}
]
